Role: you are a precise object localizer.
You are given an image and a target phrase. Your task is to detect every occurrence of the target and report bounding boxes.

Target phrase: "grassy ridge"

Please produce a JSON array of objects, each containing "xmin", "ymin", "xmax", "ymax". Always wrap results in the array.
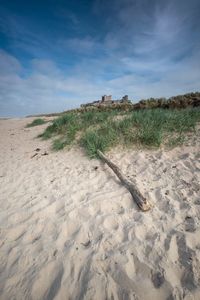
[
  {"xmin": 26, "ymin": 118, "xmax": 46, "ymax": 127},
  {"xmin": 39, "ymin": 108, "xmax": 200, "ymax": 157},
  {"xmin": 26, "ymin": 92, "xmax": 200, "ymax": 118}
]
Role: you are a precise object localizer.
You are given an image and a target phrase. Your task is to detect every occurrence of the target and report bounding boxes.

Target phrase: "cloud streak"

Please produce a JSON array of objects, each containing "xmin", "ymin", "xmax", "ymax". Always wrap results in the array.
[{"xmin": 0, "ymin": 0, "xmax": 200, "ymax": 116}]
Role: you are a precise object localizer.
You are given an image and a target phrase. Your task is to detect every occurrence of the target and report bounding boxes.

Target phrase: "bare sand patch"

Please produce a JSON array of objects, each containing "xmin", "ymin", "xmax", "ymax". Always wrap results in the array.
[{"xmin": 0, "ymin": 117, "xmax": 200, "ymax": 299}]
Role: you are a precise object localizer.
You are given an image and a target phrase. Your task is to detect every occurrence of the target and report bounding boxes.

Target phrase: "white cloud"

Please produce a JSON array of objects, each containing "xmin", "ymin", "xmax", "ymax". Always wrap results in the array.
[
  {"xmin": 66, "ymin": 37, "xmax": 96, "ymax": 52},
  {"xmin": 0, "ymin": 51, "xmax": 108, "ymax": 116},
  {"xmin": 0, "ymin": 49, "xmax": 21, "ymax": 74},
  {"xmin": 0, "ymin": 0, "xmax": 200, "ymax": 116},
  {"xmin": 1, "ymin": 47, "xmax": 200, "ymax": 117}
]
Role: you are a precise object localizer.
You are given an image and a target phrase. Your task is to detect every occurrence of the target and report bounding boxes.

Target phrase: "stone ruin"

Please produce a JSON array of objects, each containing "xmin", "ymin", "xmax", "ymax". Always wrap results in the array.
[
  {"xmin": 101, "ymin": 95, "xmax": 112, "ymax": 102},
  {"xmin": 81, "ymin": 95, "xmax": 131, "ymax": 107}
]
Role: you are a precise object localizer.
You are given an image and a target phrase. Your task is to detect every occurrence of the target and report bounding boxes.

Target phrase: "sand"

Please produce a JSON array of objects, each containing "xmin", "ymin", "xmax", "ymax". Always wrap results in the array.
[{"xmin": 0, "ymin": 117, "xmax": 200, "ymax": 300}]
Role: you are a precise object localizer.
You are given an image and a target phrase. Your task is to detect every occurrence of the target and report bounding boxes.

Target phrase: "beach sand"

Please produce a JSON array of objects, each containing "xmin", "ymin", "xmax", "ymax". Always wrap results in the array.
[{"xmin": 0, "ymin": 117, "xmax": 200, "ymax": 300}]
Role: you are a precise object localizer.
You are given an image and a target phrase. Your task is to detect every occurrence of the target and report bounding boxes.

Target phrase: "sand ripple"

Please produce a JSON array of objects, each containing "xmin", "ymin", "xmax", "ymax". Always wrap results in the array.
[{"xmin": 0, "ymin": 118, "xmax": 200, "ymax": 299}]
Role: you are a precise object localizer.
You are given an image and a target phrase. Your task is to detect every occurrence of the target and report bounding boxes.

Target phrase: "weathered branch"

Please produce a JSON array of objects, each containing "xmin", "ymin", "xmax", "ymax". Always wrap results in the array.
[{"xmin": 97, "ymin": 150, "xmax": 151, "ymax": 211}]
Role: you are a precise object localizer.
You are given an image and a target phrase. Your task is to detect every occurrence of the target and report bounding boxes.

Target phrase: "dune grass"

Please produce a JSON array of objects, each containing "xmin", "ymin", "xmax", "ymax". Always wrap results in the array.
[
  {"xmin": 26, "ymin": 118, "xmax": 46, "ymax": 127},
  {"xmin": 39, "ymin": 107, "xmax": 200, "ymax": 157}
]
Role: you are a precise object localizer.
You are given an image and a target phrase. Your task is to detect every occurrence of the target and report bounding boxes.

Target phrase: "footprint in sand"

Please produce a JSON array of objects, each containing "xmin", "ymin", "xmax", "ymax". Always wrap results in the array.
[
  {"xmin": 31, "ymin": 261, "xmax": 64, "ymax": 300},
  {"xmin": 184, "ymin": 216, "xmax": 196, "ymax": 233},
  {"xmin": 176, "ymin": 233, "xmax": 197, "ymax": 292},
  {"xmin": 103, "ymin": 216, "xmax": 119, "ymax": 230}
]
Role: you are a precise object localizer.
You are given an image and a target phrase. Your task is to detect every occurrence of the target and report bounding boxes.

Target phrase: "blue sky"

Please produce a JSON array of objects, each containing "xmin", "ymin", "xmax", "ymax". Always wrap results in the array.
[{"xmin": 0, "ymin": 0, "xmax": 200, "ymax": 116}]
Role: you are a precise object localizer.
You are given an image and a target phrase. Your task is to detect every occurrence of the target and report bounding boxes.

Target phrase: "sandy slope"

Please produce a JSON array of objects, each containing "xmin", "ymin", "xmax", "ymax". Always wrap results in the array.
[{"xmin": 0, "ymin": 117, "xmax": 200, "ymax": 300}]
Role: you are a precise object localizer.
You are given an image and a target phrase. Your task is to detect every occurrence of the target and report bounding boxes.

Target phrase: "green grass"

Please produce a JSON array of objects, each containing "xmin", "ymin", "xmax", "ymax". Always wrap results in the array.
[
  {"xmin": 52, "ymin": 139, "xmax": 67, "ymax": 150},
  {"xmin": 81, "ymin": 122, "xmax": 118, "ymax": 157},
  {"xmin": 26, "ymin": 118, "xmax": 46, "ymax": 127},
  {"xmin": 38, "ymin": 108, "xmax": 200, "ymax": 157}
]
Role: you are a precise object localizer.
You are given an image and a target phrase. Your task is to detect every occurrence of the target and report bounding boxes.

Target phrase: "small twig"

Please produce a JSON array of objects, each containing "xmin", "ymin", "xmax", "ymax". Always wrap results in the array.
[
  {"xmin": 31, "ymin": 153, "xmax": 38, "ymax": 159},
  {"xmin": 41, "ymin": 151, "xmax": 48, "ymax": 156}
]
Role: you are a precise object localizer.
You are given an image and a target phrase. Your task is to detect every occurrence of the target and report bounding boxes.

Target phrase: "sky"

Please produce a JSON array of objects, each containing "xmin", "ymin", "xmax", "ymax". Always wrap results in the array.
[{"xmin": 0, "ymin": 0, "xmax": 200, "ymax": 117}]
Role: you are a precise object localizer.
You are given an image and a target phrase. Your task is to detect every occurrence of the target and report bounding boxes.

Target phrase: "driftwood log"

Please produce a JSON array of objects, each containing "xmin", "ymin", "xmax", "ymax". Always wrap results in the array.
[{"xmin": 97, "ymin": 150, "xmax": 151, "ymax": 211}]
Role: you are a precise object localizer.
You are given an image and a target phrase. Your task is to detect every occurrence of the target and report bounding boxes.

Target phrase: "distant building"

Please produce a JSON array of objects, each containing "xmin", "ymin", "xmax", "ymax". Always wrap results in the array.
[
  {"xmin": 122, "ymin": 95, "xmax": 129, "ymax": 102},
  {"xmin": 81, "ymin": 95, "xmax": 131, "ymax": 107},
  {"xmin": 102, "ymin": 95, "xmax": 112, "ymax": 102}
]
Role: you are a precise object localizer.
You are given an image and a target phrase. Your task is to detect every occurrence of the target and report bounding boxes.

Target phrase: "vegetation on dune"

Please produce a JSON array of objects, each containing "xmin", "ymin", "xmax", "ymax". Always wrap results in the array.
[
  {"xmin": 39, "ymin": 107, "xmax": 200, "ymax": 157},
  {"xmin": 35, "ymin": 93, "xmax": 200, "ymax": 212},
  {"xmin": 26, "ymin": 118, "xmax": 46, "ymax": 127}
]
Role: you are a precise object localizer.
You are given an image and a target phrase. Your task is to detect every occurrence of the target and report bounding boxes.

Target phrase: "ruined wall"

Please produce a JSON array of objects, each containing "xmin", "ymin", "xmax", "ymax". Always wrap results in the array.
[{"xmin": 102, "ymin": 95, "xmax": 112, "ymax": 102}]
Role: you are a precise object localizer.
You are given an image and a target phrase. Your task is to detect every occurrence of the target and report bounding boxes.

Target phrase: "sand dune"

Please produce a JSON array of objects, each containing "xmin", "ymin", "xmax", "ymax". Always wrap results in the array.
[{"xmin": 0, "ymin": 117, "xmax": 200, "ymax": 300}]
